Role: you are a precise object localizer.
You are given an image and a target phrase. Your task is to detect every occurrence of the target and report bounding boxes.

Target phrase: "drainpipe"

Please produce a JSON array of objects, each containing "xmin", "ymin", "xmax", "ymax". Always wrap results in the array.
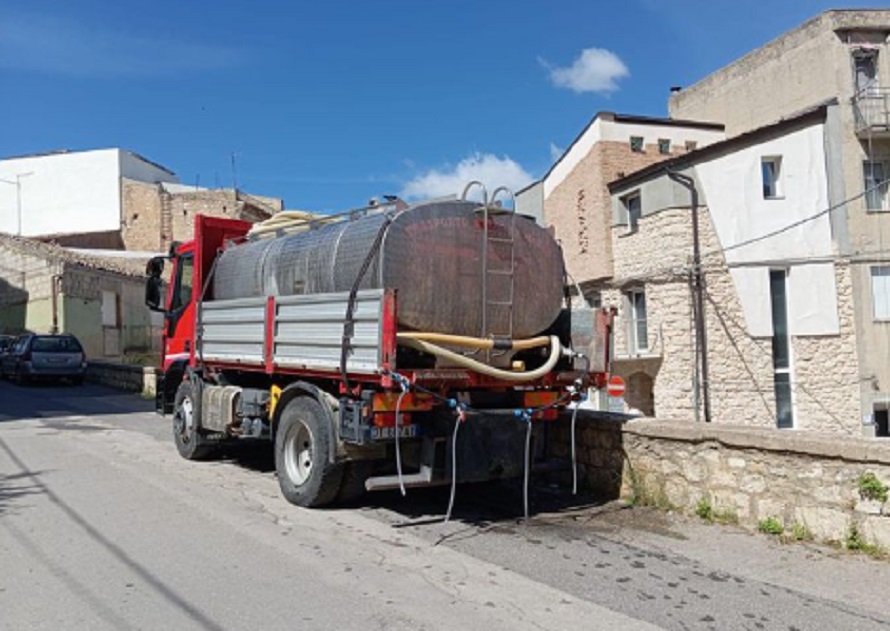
[
  {"xmin": 51, "ymin": 274, "xmax": 62, "ymax": 334},
  {"xmin": 668, "ymin": 170, "xmax": 711, "ymax": 423}
]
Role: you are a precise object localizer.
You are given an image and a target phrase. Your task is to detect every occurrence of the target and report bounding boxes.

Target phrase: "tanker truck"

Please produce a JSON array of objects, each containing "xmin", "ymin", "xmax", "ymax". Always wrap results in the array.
[{"xmin": 145, "ymin": 185, "xmax": 614, "ymax": 509}]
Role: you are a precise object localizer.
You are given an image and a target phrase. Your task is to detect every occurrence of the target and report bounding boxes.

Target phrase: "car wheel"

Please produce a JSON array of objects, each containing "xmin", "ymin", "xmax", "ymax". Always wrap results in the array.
[
  {"xmin": 275, "ymin": 397, "xmax": 342, "ymax": 508},
  {"xmin": 172, "ymin": 381, "xmax": 216, "ymax": 460}
]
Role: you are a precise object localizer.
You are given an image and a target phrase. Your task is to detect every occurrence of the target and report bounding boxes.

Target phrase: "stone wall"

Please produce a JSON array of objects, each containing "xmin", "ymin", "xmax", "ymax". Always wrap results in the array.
[
  {"xmin": 545, "ymin": 140, "xmax": 675, "ymax": 284},
  {"xmin": 121, "ymin": 179, "xmax": 284, "ymax": 251},
  {"xmin": 605, "ymin": 205, "xmax": 861, "ymax": 433},
  {"xmin": 0, "ymin": 242, "xmax": 61, "ymax": 334},
  {"xmin": 86, "ymin": 359, "xmax": 159, "ymax": 395},
  {"xmin": 552, "ymin": 416, "xmax": 890, "ymax": 549}
]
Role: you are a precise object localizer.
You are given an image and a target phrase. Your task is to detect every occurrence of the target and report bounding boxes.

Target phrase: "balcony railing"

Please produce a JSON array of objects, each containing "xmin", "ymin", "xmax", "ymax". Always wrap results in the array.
[{"xmin": 853, "ymin": 88, "xmax": 890, "ymax": 136}]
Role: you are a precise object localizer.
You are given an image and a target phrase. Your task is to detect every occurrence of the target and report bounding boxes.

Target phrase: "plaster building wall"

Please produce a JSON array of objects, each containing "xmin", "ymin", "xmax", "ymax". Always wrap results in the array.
[
  {"xmin": 0, "ymin": 149, "xmax": 179, "ymax": 238},
  {"xmin": 667, "ymin": 11, "xmax": 890, "ymax": 136},
  {"xmin": 667, "ymin": 9, "xmax": 890, "ymax": 428}
]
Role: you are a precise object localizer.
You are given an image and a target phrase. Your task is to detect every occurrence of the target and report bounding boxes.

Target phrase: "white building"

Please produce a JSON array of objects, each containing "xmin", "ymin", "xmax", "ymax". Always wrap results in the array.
[
  {"xmin": 0, "ymin": 148, "xmax": 178, "ymax": 238},
  {"xmin": 606, "ymin": 102, "xmax": 864, "ymax": 434}
]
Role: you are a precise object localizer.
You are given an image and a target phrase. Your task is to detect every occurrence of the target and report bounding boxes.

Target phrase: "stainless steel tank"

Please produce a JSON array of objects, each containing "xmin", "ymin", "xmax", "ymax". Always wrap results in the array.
[{"xmin": 212, "ymin": 200, "xmax": 565, "ymax": 338}]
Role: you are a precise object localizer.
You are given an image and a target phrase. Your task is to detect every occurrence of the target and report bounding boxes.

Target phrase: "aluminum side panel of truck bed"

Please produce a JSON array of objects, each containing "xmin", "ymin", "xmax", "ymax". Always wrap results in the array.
[{"xmin": 199, "ymin": 289, "xmax": 384, "ymax": 374}]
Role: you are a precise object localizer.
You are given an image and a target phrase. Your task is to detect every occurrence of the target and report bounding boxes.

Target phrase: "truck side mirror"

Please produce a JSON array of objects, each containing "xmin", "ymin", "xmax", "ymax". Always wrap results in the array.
[
  {"xmin": 145, "ymin": 276, "xmax": 165, "ymax": 312},
  {"xmin": 146, "ymin": 256, "xmax": 165, "ymax": 278}
]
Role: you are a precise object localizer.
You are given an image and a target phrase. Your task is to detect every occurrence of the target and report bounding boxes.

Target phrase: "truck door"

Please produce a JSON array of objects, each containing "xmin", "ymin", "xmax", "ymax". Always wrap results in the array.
[{"xmin": 164, "ymin": 250, "xmax": 196, "ymax": 366}]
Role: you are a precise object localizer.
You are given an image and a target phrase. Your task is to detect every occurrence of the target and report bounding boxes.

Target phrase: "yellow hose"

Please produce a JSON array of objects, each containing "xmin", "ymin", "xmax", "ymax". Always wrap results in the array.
[
  {"xmin": 396, "ymin": 332, "xmax": 551, "ymax": 351},
  {"xmin": 397, "ymin": 335, "xmax": 563, "ymax": 382}
]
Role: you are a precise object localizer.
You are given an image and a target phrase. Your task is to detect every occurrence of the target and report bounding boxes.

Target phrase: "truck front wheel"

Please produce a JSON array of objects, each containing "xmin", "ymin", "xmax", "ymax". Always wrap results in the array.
[
  {"xmin": 275, "ymin": 397, "xmax": 342, "ymax": 508},
  {"xmin": 173, "ymin": 381, "xmax": 216, "ymax": 460}
]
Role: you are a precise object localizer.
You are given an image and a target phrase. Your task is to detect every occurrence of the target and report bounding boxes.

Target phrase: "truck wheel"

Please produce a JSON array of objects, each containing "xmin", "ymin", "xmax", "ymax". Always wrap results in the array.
[
  {"xmin": 173, "ymin": 381, "xmax": 215, "ymax": 460},
  {"xmin": 336, "ymin": 461, "xmax": 373, "ymax": 504},
  {"xmin": 275, "ymin": 397, "xmax": 342, "ymax": 508}
]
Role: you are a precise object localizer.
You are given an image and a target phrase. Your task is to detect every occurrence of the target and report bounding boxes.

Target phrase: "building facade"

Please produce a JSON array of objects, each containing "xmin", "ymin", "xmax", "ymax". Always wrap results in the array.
[
  {"xmin": 0, "ymin": 234, "xmax": 159, "ymax": 358},
  {"xmin": 0, "ymin": 148, "xmax": 283, "ymax": 253},
  {"xmin": 668, "ymin": 9, "xmax": 890, "ymax": 433},
  {"xmin": 607, "ymin": 105, "xmax": 864, "ymax": 434},
  {"xmin": 517, "ymin": 113, "xmax": 724, "ymax": 289}
]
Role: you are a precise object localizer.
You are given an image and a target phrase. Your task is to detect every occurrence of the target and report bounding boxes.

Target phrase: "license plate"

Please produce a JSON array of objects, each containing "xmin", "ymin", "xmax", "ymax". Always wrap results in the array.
[{"xmin": 371, "ymin": 425, "xmax": 418, "ymax": 440}]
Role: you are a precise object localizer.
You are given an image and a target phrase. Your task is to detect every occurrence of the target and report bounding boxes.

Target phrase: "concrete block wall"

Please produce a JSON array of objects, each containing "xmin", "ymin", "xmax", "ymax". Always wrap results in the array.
[
  {"xmin": 552, "ymin": 417, "xmax": 890, "ymax": 549},
  {"xmin": 86, "ymin": 359, "xmax": 159, "ymax": 395}
]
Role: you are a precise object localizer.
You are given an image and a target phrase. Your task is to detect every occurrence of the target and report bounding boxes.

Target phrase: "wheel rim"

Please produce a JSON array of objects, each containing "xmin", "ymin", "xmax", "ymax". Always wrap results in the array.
[
  {"xmin": 284, "ymin": 421, "xmax": 313, "ymax": 486},
  {"xmin": 175, "ymin": 396, "xmax": 194, "ymax": 445}
]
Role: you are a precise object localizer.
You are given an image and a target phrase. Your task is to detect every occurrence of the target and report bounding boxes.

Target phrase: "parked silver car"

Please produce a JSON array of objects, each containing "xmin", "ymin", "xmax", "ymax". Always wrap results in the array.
[{"xmin": 0, "ymin": 334, "xmax": 87, "ymax": 385}]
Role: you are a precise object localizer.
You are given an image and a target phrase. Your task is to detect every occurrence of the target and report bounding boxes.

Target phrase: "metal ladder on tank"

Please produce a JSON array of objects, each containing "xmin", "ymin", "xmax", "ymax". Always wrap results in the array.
[{"xmin": 461, "ymin": 182, "xmax": 517, "ymax": 358}]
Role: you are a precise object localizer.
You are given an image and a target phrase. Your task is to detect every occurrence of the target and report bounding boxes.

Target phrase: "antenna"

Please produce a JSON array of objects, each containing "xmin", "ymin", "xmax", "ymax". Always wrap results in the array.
[{"xmin": 231, "ymin": 152, "xmax": 239, "ymax": 191}]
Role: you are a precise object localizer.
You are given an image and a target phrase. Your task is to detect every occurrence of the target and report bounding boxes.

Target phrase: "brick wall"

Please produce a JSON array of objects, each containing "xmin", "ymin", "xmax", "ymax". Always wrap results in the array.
[{"xmin": 545, "ymin": 141, "xmax": 678, "ymax": 284}]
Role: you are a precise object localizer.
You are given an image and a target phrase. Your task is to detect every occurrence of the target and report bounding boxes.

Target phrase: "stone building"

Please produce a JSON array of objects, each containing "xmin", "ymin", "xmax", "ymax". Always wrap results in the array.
[
  {"xmin": 666, "ymin": 9, "xmax": 890, "ymax": 434},
  {"xmin": 607, "ymin": 103, "xmax": 864, "ymax": 435},
  {"xmin": 0, "ymin": 234, "xmax": 159, "ymax": 358},
  {"xmin": 0, "ymin": 148, "xmax": 283, "ymax": 253},
  {"xmin": 516, "ymin": 113, "xmax": 724, "ymax": 289}
]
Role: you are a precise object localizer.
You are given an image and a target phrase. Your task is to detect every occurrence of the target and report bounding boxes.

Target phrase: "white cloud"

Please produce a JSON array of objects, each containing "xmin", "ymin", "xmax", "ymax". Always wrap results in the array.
[
  {"xmin": 0, "ymin": 11, "xmax": 242, "ymax": 78},
  {"xmin": 543, "ymin": 48, "xmax": 629, "ymax": 94},
  {"xmin": 401, "ymin": 153, "xmax": 534, "ymax": 200},
  {"xmin": 549, "ymin": 142, "xmax": 564, "ymax": 162}
]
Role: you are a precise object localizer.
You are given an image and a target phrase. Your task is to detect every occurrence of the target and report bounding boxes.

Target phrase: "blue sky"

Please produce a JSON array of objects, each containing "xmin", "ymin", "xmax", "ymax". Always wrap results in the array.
[{"xmin": 0, "ymin": 0, "xmax": 875, "ymax": 212}]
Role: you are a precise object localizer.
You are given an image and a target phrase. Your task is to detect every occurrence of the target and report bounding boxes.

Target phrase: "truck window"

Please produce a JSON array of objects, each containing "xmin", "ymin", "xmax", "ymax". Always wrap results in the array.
[{"xmin": 170, "ymin": 254, "xmax": 194, "ymax": 312}]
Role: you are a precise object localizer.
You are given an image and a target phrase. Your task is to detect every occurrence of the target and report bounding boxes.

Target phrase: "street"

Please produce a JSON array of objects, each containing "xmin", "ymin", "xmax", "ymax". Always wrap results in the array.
[{"xmin": 1, "ymin": 380, "xmax": 889, "ymax": 631}]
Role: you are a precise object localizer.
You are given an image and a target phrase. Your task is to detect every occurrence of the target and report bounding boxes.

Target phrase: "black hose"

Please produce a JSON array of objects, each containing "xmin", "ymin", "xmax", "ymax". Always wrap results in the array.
[{"xmin": 340, "ymin": 215, "xmax": 394, "ymax": 391}]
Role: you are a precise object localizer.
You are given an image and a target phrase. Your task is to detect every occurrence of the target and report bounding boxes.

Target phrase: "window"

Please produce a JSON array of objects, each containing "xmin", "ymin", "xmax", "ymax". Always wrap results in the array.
[
  {"xmin": 762, "ymin": 156, "xmax": 782, "ymax": 199},
  {"xmin": 769, "ymin": 270, "xmax": 794, "ymax": 429},
  {"xmin": 658, "ymin": 138, "xmax": 671, "ymax": 155},
  {"xmin": 854, "ymin": 51, "xmax": 879, "ymax": 96},
  {"xmin": 685, "ymin": 140, "xmax": 698, "ymax": 152},
  {"xmin": 874, "ymin": 404, "xmax": 889, "ymax": 438},
  {"xmin": 625, "ymin": 288, "xmax": 648, "ymax": 353},
  {"xmin": 864, "ymin": 161, "xmax": 889, "ymax": 211},
  {"xmin": 871, "ymin": 266, "xmax": 890, "ymax": 320},
  {"xmin": 623, "ymin": 192, "xmax": 642, "ymax": 233},
  {"xmin": 630, "ymin": 136, "xmax": 644, "ymax": 152}
]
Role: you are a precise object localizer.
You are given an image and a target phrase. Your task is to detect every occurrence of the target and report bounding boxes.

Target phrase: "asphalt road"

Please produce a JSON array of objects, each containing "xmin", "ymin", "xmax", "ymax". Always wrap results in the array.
[{"xmin": 1, "ymin": 380, "xmax": 889, "ymax": 630}]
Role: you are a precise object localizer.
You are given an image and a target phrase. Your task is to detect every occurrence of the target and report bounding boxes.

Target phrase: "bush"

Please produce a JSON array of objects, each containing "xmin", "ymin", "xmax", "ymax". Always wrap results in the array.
[
  {"xmin": 857, "ymin": 472, "xmax": 889, "ymax": 504},
  {"xmin": 695, "ymin": 498, "xmax": 714, "ymax": 522},
  {"xmin": 758, "ymin": 516, "xmax": 784, "ymax": 536}
]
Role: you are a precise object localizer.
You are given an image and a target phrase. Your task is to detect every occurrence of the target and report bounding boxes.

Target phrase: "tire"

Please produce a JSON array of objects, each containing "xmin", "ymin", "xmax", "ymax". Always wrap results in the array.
[
  {"xmin": 336, "ymin": 460, "xmax": 374, "ymax": 504},
  {"xmin": 172, "ymin": 381, "xmax": 216, "ymax": 460},
  {"xmin": 275, "ymin": 397, "xmax": 342, "ymax": 508}
]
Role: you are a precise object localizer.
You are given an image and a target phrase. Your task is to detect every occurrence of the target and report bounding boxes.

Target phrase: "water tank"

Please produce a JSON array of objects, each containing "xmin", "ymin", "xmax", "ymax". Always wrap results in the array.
[{"xmin": 212, "ymin": 200, "xmax": 565, "ymax": 338}]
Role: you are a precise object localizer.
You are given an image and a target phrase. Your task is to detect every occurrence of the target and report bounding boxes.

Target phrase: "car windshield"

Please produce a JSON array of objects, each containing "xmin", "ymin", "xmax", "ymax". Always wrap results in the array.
[{"xmin": 31, "ymin": 336, "xmax": 83, "ymax": 353}]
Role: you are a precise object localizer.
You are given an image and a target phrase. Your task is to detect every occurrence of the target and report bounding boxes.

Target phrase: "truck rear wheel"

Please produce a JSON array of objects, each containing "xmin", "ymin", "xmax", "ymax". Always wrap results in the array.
[
  {"xmin": 275, "ymin": 397, "xmax": 342, "ymax": 508},
  {"xmin": 173, "ymin": 381, "xmax": 216, "ymax": 460}
]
